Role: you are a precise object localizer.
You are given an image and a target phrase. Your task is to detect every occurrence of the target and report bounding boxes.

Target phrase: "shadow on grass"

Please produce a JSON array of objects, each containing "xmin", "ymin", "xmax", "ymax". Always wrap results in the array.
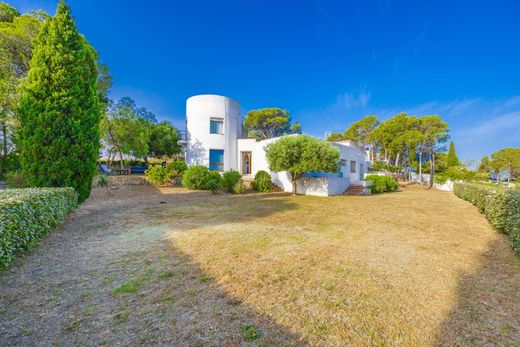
[
  {"xmin": 0, "ymin": 185, "xmax": 306, "ymax": 346},
  {"xmin": 434, "ymin": 237, "xmax": 520, "ymax": 345}
]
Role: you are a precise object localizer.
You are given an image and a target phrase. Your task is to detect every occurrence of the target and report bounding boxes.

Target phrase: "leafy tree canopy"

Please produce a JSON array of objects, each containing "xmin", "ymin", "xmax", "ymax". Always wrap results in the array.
[
  {"xmin": 478, "ymin": 156, "xmax": 490, "ymax": 172},
  {"xmin": 266, "ymin": 135, "xmax": 340, "ymax": 194},
  {"xmin": 325, "ymin": 132, "xmax": 344, "ymax": 142},
  {"xmin": 0, "ymin": 6, "xmax": 47, "ymax": 77},
  {"xmin": 148, "ymin": 121, "xmax": 180, "ymax": 158},
  {"xmin": 343, "ymin": 115, "xmax": 379, "ymax": 147},
  {"xmin": 103, "ymin": 97, "xmax": 151, "ymax": 162},
  {"xmin": 490, "ymin": 148, "xmax": 520, "ymax": 177},
  {"xmin": 244, "ymin": 108, "xmax": 300, "ymax": 140},
  {"xmin": 0, "ymin": 2, "xmax": 20, "ymax": 22}
]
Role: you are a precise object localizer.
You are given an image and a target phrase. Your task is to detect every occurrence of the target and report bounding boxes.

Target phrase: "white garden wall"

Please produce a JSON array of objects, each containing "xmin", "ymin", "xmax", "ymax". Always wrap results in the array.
[{"xmin": 296, "ymin": 177, "xmax": 350, "ymax": 196}]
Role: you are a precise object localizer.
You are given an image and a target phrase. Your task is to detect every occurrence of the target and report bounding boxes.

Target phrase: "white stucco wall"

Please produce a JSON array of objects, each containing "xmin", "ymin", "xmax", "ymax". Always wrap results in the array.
[
  {"xmin": 238, "ymin": 137, "xmax": 295, "ymax": 192},
  {"xmin": 332, "ymin": 141, "xmax": 370, "ymax": 185},
  {"xmin": 186, "ymin": 95, "xmax": 241, "ymax": 171},
  {"xmin": 296, "ymin": 177, "xmax": 350, "ymax": 196}
]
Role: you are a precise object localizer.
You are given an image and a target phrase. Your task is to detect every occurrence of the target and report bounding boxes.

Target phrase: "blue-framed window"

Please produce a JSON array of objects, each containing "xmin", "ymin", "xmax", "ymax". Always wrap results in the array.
[
  {"xmin": 209, "ymin": 149, "xmax": 224, "ymax": 171},
  {"xmin": 210, "ymin": 118, "xmax": 224, "ymax": 134}
]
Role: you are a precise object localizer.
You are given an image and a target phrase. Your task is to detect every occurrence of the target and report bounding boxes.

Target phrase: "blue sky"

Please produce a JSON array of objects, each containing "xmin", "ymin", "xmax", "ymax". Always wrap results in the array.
[{"xmin": 11, "ymin": 0, "xmax": 520, "ymax": 162}]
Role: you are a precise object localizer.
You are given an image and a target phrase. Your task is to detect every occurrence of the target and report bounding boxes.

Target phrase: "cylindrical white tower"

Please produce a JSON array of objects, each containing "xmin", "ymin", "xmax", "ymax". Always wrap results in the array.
[{"xmin": 185, "ymin": 95, "xmax": 241, "ymax": 172}]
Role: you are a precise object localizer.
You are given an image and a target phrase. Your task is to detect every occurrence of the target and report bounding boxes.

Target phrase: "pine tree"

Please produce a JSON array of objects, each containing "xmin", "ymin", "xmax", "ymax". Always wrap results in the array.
[
  {"xmin": 17, "ymin": 1, "xmax": 100, "ymax": 202},
  {"xmin": 446, "ymin": 140, "xmax": 461, "ymax": 167}
]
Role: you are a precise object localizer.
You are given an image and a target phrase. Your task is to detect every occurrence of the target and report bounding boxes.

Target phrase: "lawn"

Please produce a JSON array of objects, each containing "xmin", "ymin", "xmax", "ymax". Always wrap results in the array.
[{"xmin": 0, "ymin": 185, "xmax": 519, "ymax": 346}]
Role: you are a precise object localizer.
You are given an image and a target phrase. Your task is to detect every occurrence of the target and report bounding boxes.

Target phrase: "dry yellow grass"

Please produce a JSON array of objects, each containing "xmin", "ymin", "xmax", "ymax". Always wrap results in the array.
[{"xmin": 1, "ymin": 184, "xmax": 519, "ymax": 346}]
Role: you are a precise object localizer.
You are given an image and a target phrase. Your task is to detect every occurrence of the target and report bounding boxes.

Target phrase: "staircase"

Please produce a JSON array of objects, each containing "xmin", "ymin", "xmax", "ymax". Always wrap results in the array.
[{"xmin": 345, "ymin": 184, "xmax": 370, "ymax": 196}]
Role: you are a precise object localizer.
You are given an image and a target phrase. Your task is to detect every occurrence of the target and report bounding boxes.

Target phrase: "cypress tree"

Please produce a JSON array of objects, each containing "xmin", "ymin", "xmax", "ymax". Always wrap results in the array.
[
  {"xmin": 17, "ymin": 1, "xmax": 100, "ymax": 202},
  {"xmin": 447, "ymin": 140, "xmax": 461, "ymax": 167}
]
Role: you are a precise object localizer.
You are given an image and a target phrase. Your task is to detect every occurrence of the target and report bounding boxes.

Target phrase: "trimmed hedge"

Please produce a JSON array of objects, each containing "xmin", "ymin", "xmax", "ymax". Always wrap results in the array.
[
  {"xmin": 0, "ymin": 188, "xmax": 78, "ymax": 267},
  {"xmin": 364, "ymin": 174, "xmax": 399, "ymax": 194},
  {"xmin": 453, "ymin": 182, "xmax": 520, "ymax": 254}
]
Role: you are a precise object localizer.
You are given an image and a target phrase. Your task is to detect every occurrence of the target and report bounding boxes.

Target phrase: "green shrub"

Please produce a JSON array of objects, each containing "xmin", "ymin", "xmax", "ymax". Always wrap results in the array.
[
  {"xmin": 207, "ymin": 177, "xmax": 221, "ymax": 193},
  {"xmin": 145, "ymin": 165, "xmax": 172, "ymax": 186},
  {"xmin": 453, "ymin": 182, "xmax": 520, "ymax": 254},
  {"xmin": 233, "ymin": 180, "xmax": 246, "ymax": 194},
  {"xmin": 252, "ymin": 170, "xmax": 272, "ymax": 192},
  {"xmin": 182, "ymin": 165, "xmax": 211, "ymax": 190},
  {"xmin": 94, "ymin": 172, "xmax": 110, "ymax": 188},
  {"xmin": 0, "ymin": 188, "xmax": 78, "ymax": 267},
  {"xmin": 167, "ymin": 160, "xmax": 187, "ymax": 177},
  {"xmin": 5, "ymin": 172, "xmax": 30, "ymax": 188},
  {"xmin": 364, "ymin": 174, "xmax": 399, "ymax": 194},
  {"xmin": 221, "ymin": 170, "xmax": 242, "ymax": 193}
]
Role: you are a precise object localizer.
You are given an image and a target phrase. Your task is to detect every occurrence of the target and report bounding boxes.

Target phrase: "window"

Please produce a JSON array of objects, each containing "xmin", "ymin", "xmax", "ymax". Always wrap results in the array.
[
  {"xmin": 350, "ymin": 160, "xmax": 356, "ymax": 173},
  {"xmin": 210, "ymin": 118, "xmax": 224, "ymax": 134},
  {"xmin": 209, "ymin": 149, "xmax": 224, "ymax": 171}
]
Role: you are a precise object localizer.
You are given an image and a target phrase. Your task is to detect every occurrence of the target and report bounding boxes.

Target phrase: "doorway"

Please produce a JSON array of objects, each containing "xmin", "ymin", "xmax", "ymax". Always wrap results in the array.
[{"xmin": 241, "ymin": 151, "xmax": 252, "ymax": 175}]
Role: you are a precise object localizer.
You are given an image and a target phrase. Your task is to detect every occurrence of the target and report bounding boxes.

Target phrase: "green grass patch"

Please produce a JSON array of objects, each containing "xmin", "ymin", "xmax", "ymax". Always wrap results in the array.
[
  {"xmin": 112, "ymin": 276, "xmax": 148, "ymax": 294},
  {"xmin": 240, "ymin": 323, "xmax": 261, "ymax": 342}
]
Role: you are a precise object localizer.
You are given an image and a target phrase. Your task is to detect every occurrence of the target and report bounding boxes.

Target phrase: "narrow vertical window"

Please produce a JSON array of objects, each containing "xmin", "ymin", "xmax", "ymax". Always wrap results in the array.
[
  {"xmin": 209, "ymin": 149, "xmax": 224, "ymax": 171},
  {"xmin": 350, "ymin": 160, "xmax": 357, "ymax": 173},
  {"xmin": 210, "ymin": 118, "xmax": 224, "ymax": 134}
]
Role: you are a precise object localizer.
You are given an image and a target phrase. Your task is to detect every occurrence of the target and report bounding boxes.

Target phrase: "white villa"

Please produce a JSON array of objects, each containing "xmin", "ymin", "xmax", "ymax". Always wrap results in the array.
[{"xmin": 185, "ymin": 94, "xmax": 370, "ymax": 196}]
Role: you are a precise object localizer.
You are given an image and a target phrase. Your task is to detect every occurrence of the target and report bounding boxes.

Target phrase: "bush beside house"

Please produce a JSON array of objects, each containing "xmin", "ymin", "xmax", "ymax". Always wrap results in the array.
[
  {"xmin": 221, "ymin": 170, "xmax": 242, "ymax": 193},
  {"xmin": 167, "ymin": 160, "xmax": 188, "ymax": 177},
  {"xmin": 364, "ymin": 175, "xmax": 399, "ymax": 194},
  {"xmin": 453, "ymin": 182, "xmax": 520, "ymax": 253},
  {"xmin": 252, "ymin": 170, "xmax": 273, "ymax": 192},
  {"xmin": 182, "ymin": 165, "xmax": 212, "ymax": 190},
  {"xmin": 144, "ymin": 165, "xmax": 172, "ymax": 186},
  {"xmin": 0, "ymin": 188, "xmax": 78, "ymax": 268}
]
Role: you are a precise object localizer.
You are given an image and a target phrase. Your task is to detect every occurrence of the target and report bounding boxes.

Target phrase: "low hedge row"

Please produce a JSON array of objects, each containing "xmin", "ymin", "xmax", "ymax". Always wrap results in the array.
[
  {"xmin": 453, "ymin": 182, "xmax": 520, "ymax": 254},
  {"xmin": 0, "ymin": 188, "xmax": 78, "ymax": 268}
]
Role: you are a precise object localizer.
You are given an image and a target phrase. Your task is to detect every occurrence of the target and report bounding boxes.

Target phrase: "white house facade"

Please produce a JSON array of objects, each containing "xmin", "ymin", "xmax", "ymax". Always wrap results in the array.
[{"xmin": 185, "ymin": 94, "xmax": 370, "ymax": 196}]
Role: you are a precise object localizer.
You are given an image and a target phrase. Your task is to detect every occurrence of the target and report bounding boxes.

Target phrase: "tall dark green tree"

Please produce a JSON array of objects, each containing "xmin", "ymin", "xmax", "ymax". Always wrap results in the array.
[
  {"xmin": 446, "ymin": 140, "xmax": 461, "ymax": 167},
  {"xmin": 17, "ymin": 1, "xmax": 100, "ymax": 202}
]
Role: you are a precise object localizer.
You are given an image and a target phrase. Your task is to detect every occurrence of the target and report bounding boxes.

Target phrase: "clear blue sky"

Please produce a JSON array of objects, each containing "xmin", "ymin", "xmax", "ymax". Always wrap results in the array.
[{"xmin": 11, "ymin": 0, "xmax": 520, "ymax": 162}]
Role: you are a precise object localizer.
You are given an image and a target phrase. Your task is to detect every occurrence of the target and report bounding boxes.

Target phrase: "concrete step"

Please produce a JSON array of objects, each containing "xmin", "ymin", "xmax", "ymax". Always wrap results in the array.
[{"xmin": 345, "ymin": 185, "xmax": 370, "ymax": 196}]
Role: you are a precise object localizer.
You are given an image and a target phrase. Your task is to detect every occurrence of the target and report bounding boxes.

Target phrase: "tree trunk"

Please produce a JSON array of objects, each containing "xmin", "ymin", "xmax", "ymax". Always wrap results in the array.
[
  {"xmin": 419, "ymin": 152, "xmax": 423, "ymax": 187},
  {"xmin": 395, "ymin": 152, "xmax": 401, "ymax": 168},
  {"xmin": 508, "ymin": 162, "xmax": 511, "ymax": 184},
  {"xmin": 291, "ymin": 172, "xmax": 302, "ymax": 195},
  {"xmin": 429, "ymin": 152, "xmax": 435, "ymax": 188},
  {"xmin": 2, "ymin": 122, "xmax": 7, "ymax": 160},
  {"xmin": 107, "ymin": 147, "xmax": 113, "ymax": 167},
  {"xmin": 119, "ymin": 150, "xmax": 124, "ymax": 170}
]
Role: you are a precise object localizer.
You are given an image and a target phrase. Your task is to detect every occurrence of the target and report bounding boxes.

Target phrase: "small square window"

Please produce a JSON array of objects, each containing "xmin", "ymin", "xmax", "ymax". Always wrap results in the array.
[
  {"xmin": 209, "ymin": 149, "xmax": 224, "ymax": 171},
  {"xmin": 350, "ymin": 160, "xmax": 356, "ymax": 173},
  {"xmin": 210, "ymin": 118, "xmax": 224, "ymax": 134}
]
